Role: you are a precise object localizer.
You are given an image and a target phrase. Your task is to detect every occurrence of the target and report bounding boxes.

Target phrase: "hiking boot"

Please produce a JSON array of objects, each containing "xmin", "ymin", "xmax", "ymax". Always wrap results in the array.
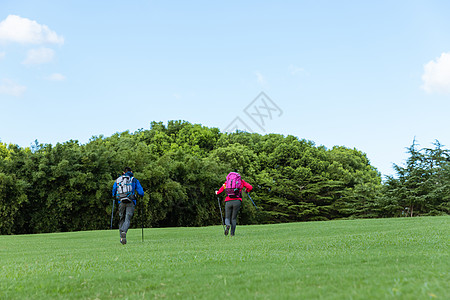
[
  {"xmin": 120, "ymin": 231, "xmax": 127, "ymax": 245},
  {"xmin": 224, "ymin": 225, "xmax": 230, "ymax": 236}
]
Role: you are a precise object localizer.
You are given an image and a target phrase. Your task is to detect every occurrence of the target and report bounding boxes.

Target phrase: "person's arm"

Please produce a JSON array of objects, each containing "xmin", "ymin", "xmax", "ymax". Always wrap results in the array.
[
  {"xmin": 134, "ymin": 179, "xmax": 145, "ymax": 197},
  {"xmin": 112, "ymin": 182, "xmax": 117, "ymax": 197},
  {"xmin": 216, "ymin": 183, "xmax": 226, "ymax": 194},
  {"xmin": 242, "ymin": 180, "xmax": 253, "ymax": 193}
]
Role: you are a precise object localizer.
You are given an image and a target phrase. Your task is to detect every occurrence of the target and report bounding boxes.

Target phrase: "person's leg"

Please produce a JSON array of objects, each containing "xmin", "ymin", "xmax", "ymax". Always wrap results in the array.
[
  {"xmin": 118, "ymin": 202, "xmax": 126, "ymax": 233},
  {"xmin": 230, "ymin": 200, "xmax": 241, "ymax": 236},
  {"xmin": 119, "ymin": 202, "xmax": 135, "ymax": 244},
  {"xmin": 121, "ymin": 203, "xmax": 135, "ymax": 233},
  {"xmin": 118, "ymin": 202, "xmax": 127, "ymax": 244},
  {"xmin": 224, "ymin": 201, "xmax": 232, "ymax": 235}
]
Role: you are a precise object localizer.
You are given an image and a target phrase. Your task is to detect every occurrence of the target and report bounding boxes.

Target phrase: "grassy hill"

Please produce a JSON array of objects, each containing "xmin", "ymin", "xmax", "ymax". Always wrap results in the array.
[{"xmin": 1, "ymin": 216, "xmax": 448, "ymax": 299}]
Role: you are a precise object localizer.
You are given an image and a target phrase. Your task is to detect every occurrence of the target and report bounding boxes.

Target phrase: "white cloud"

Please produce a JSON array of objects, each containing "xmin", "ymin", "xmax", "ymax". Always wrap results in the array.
[
  {"xmin": 0, "ymin": 79, "xmax": 26, "ymax": 97},
  {"xmin": 0, "ymin": 15, "xmax": 64, "ymax": 45},
  {"xmin": 255, "ymin": 71, "xmax": 267, "ymax": 86},
  {"xmin": 421, "ymin": 52, "xmax": 450, "ymax": 94},
  {"xmin": 22, "ymin": 47, "xmax": 55, "ymax": 65},
  {"xmin": 46, "ymin": 73, "xmax": 66, "ymax": 81},
  {"xmin": 288, "ymin": 64, "xmax": 305, "ymax": 75}
]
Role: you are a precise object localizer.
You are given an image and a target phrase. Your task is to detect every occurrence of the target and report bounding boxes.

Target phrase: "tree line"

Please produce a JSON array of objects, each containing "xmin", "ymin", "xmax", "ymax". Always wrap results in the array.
[{"xmin": 0, "ymin": 121, "xmax": 448, "ymax": 234}]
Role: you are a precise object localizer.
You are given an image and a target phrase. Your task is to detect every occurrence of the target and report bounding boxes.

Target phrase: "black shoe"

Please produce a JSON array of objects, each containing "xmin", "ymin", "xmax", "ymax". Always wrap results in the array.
[
  {"xmin": 120, "ymin": 231, "xmax": 127, "ymax": 245},
  {"xmin": 224, "ymin": 225, "xmax": 230, "ymax": 236}
]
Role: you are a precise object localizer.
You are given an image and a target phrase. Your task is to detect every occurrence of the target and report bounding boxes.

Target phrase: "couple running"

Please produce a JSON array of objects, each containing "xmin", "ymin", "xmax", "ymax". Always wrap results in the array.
[{"xmin": 112, "ymin": 167, "xmax": 252, "ymax": 244}]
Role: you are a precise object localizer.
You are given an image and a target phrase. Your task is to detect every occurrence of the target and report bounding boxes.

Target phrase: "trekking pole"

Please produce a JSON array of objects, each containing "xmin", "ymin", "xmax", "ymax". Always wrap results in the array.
[
  {"xmin": 138, "ymin": 196, "xmax": 144, "ymax": 242},
  {"xmin": 247, "ymin": 193, "xmax": 259, "ymax": 210},
  {"xmin": 110, "ymin": 198, "xmax": 115, "ymax": 229},
  {"xmin": 216, "ymin": 191, "xmax": 226, "ymax": 232}
]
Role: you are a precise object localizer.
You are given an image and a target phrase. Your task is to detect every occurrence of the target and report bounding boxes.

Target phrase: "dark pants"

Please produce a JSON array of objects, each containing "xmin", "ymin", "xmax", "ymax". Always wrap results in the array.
[
  {"xmin": 225, "ymin": 200, "xmax": 241, "ymax": 236},
  {"xmin": 118, "ymin": 201, "xmax": 135, "ymax": 233}
]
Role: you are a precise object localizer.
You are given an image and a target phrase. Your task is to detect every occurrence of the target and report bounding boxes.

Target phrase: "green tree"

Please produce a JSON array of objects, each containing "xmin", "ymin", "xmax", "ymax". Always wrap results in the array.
[{"xmin": 380, "ymin": 139, "xmax": 450, "ymax": 217}]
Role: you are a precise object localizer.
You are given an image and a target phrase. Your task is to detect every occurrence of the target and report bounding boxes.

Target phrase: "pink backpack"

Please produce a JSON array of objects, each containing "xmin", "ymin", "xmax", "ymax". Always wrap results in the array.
[{"xmin": 225, "ymin": 172, "xmax": 242, "ymax": 198}]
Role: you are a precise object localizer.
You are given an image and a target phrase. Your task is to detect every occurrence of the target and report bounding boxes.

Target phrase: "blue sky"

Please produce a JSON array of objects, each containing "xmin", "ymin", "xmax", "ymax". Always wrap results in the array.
[{"xmin": 1, "ymin": 1, "xmax": 450, "ymax": 177}]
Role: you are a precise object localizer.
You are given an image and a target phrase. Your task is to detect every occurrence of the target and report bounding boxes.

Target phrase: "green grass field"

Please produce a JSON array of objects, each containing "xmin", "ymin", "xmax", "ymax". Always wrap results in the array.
[{"xmin": 1, "ymin": 216, "xmax": 448, "ymax": 299}]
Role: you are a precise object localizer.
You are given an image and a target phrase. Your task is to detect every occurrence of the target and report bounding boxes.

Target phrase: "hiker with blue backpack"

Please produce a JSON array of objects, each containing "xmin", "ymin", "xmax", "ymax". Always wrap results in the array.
[
  {"xmin": 216, "ymin": 171, "xmax": 253, "ymax": 236},
  {"xmin": 112, "ymin": 167, "xmax": 144, "ymax": 245}
]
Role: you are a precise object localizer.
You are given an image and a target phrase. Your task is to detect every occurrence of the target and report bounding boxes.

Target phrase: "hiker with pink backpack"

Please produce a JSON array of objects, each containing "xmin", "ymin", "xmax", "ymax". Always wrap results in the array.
[{"xmin": 215, "ymin": 170, "xmax": 253, "ymax": 236}]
